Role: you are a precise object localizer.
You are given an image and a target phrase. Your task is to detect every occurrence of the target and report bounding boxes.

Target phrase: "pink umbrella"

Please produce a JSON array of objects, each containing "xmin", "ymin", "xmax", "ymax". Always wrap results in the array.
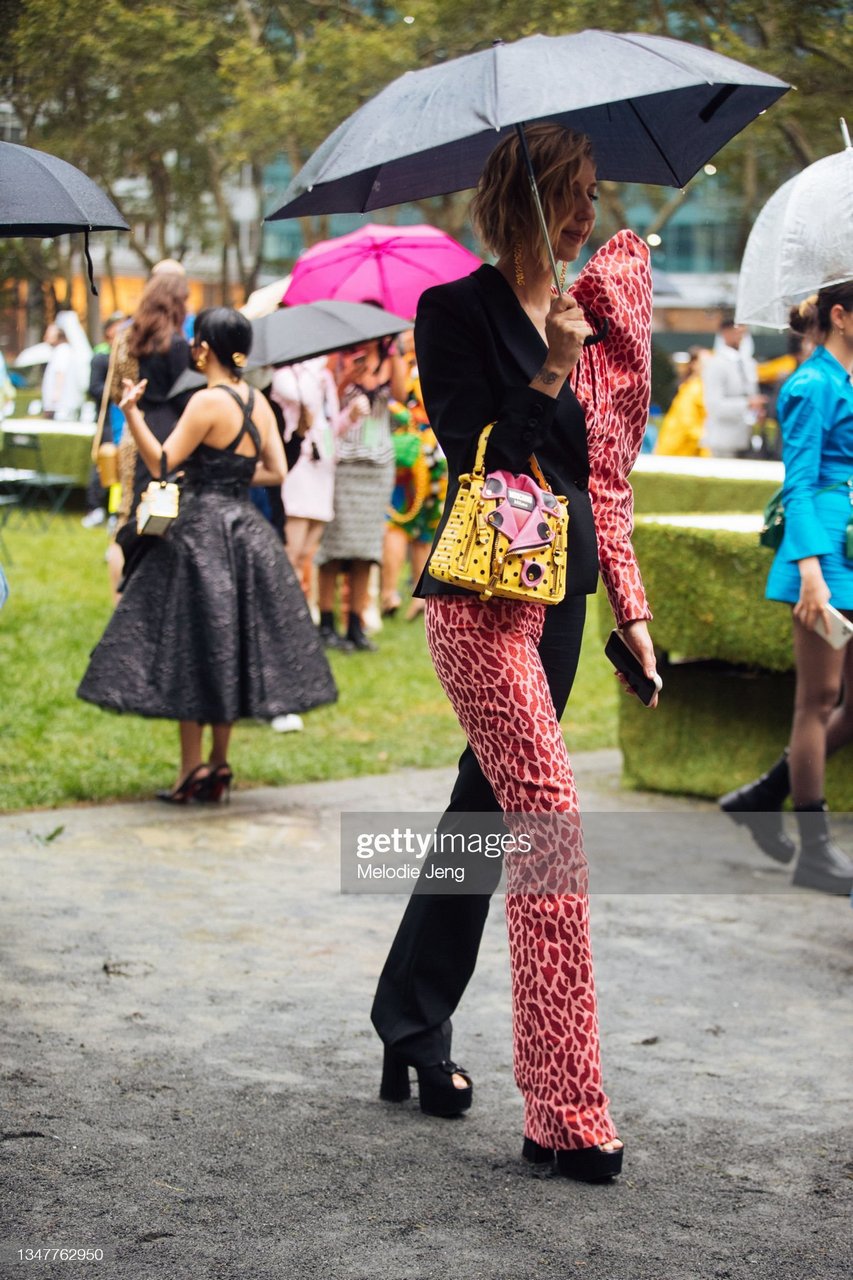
[{"xmin": 284, "ymin": 223, "xmax": 481, "ymax": 320}]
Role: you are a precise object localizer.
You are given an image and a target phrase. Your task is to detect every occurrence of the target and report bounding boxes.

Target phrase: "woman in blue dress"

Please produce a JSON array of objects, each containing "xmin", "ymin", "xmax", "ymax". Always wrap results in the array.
[{"xmin": 721, "ymin": 281, "xmax": 853, "ymax": 893}]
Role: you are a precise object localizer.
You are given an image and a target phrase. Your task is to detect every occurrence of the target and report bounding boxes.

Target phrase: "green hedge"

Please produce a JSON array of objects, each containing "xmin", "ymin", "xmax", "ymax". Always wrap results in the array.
[
  {"xmin": 621, "ymin": 519, "xmax": 792, "ymax": 671},
  {"xmin": 618, "ymin": 658, "xmax": 853, "ymax": 809},
  {"xmin": 1, "ymin": 425, "xmax": 92, "ymax": 486},
  {"xmin": 632, "ymin": 471, "xmax": 779, "ymax": 516}
]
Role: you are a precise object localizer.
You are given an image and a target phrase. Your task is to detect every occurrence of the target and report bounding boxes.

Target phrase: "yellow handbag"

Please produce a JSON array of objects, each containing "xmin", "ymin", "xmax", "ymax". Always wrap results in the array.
[
  {"xmin": 428, "ymin": 422, "xmax": 568, "ymax": 604},
  {"xmin": 137, "ymin": 455, "xmax": 180, "ymax": 536}
]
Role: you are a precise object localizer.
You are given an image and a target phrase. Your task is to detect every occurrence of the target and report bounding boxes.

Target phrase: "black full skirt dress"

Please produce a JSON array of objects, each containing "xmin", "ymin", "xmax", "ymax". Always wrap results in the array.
[{"xmin": 78, "ymin": 421, "xmax": 337, "ymax": 723}]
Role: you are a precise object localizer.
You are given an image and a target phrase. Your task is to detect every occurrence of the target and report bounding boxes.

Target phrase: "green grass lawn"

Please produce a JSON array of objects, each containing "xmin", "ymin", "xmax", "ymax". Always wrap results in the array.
[{"xmin": 0, "ymin": 515, "xmax": 618, "ymax": 811}]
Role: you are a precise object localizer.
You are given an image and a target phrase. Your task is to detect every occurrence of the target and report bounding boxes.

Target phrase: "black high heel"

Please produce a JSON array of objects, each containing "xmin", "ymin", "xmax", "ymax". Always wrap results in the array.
[
  {"xmin": 156, "ymin": 764, "xmax": 210, "ymax": 805},
  {"xmin": 380, "ymin": 1047, "xmax": 472, "ymax": 1117},
  {"xmin": 522, "ymin": 1136, "xmax": 624, "ymax": 1182},
  {"xmin": 197, "ymin": 763, "xmax": 233, "ymax": 804}
]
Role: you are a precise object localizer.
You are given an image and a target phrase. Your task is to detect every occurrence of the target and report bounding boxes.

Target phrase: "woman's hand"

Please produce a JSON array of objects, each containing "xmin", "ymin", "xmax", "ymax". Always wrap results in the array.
[
  {"xmin": 794, "ymin": 557, "xmax": 832, "ymax": 634},
  {"xmin": 348, "ymin": 392, "xmax": 370, "ymax": 423},
  {"xmin": 542, "ymin": 292, "xmax": 593, "ymax": 377},
  {"xmin": 619, "ymin": 619, "xmax": 660, "ymax": 709},
  {"xmin": 119, "ymin": 378, "xmax": 148, "ymax": 412}
]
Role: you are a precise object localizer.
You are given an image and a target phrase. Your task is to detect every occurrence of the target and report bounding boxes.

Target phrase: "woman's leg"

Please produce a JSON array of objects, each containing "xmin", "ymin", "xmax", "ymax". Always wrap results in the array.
[
  {"xmin": 346, "ymin": 560, "xmax": 377, "ymax": 649},
  {"xmin": 317, "ymin": 561, "xmax": 339, "ymax": 614},
  {"xmin": 210, "ymin": 723, "xmax": 232, "ymax": 769},
  {"xmin": 788, "ymin": 615, "xmax": 848, "ymax": 805},
  {"xmin": 370, "ymin": 597, "xmax": 587, "ymax": 1065},
  {"xmin": 381, "ymin": 525, "xmax": 407, "ymax": 611},
  {"xmin": 404, "ymin": 540, "xmax": 431, "ymax": 619},
  {"xmin": 349, "ymin": 559, "xmax": 372, "ymax": 618},
  {"xmin": 300, "ymin": 521, "xmax": 326, "ymax": 595},
  {"xmin": 177, "ymin": 721, "xmax": 205, "ymax": 785},
  {"xmin": 285, "ymin": 517, "xmax": 311, "ymax": 574},
  {"xmin": 426, "ymin": 596, "xmax": 615, "ymax": 1151},
  {"xmin": 789, "ymin": 614, "xmax": 853, "ymax": 892},
  {"xmin": 823, "ymin": 612, "xmax": 853, "ymax": 757}
]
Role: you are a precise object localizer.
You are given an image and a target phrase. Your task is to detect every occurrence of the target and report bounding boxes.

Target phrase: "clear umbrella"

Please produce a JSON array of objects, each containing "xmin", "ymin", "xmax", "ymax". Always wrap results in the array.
[{"xmin": 736, "ymin": 125, "xmax": 853, "ymax": 330}]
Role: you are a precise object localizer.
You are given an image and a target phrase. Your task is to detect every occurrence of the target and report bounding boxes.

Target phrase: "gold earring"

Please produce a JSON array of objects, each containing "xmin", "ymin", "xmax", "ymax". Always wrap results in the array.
[
  {"xmin": 558, "ymin": 260, "xmax": 568, "ymax": 291},
  {"xmin": 513, "ymin": 242, "xmax": 525, "ymax": 288},
  {"xmin": 196, "ymin": 345, "xmax": 209, "ymax": 372}
]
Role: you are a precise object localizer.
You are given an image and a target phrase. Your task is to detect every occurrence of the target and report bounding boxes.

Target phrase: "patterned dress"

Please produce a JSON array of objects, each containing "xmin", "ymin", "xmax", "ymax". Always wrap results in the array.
[{"xmin": 78, "ymin": 389, "xmax": 337, "ymax": 723}]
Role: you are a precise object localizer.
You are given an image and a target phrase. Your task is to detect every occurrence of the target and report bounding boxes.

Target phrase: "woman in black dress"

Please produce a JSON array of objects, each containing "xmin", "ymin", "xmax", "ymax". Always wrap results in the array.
[
  {"xmin": 108, "ymin": 267, "xmax": 194, "ymax": 594},
  {"xmin": 79, "ymin": 307, "xmax": 337, "ymax": 802}
]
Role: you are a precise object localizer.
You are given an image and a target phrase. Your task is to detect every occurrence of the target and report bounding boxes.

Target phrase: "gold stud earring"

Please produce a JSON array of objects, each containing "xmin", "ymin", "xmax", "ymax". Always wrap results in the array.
[
  {"xmin": 196, "ymin": 345, "xmax": 209, "ymax": 372},
  {"xmin": 513, "ymin": 242, "xmax": 525, "ymax": 288}
]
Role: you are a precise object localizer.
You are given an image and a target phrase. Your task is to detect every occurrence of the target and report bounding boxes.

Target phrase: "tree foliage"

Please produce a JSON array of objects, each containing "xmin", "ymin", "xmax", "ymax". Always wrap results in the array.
[{"xmin": 1, "ymin": 0, "xmax": 849, "ymax": 287}]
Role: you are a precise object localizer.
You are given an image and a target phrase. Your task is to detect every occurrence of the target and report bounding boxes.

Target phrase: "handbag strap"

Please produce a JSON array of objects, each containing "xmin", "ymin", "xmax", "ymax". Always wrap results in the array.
[
  {"xmin": 472, "ymin": 421, "xmax": 551, "ymax": 492},
  {"xmin": 90, "ymin": 337, "xmax": 121, "ymax": 464}
]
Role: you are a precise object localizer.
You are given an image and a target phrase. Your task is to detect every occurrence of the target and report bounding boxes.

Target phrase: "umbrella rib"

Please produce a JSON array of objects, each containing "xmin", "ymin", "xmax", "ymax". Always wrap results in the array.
[
  {"xmin": 377, "ymin": 246, "xmax": 461, "ymax": 280},
  {"xmin": 625, "ymin": 101, "xmax": 682, "ymax": 186}
]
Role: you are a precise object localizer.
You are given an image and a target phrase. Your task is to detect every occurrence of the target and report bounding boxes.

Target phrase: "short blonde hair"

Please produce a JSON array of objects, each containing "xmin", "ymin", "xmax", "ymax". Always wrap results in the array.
[{"xmin": 471, "ymin": 124, "xmax": 594, "ymax": 268}]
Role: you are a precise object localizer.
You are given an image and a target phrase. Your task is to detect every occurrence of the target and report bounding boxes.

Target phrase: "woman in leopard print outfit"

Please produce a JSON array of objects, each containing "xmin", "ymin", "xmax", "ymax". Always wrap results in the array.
[{"xmin": 373, "ymin": 124, "xmax": 658, "ymax": 1181}]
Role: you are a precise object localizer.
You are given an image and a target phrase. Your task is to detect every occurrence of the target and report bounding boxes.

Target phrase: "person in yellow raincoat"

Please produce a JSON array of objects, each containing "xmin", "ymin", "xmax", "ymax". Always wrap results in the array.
[{"xmin": 654, "ymin": 348, "xmax": 710, "ymax": 457}]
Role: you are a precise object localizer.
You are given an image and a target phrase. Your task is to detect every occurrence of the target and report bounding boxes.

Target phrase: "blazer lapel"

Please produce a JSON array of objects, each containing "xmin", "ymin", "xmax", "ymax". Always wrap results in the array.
[{"xmin": 470, "ymin": 265, "xmax": 548, "ymax": 383}]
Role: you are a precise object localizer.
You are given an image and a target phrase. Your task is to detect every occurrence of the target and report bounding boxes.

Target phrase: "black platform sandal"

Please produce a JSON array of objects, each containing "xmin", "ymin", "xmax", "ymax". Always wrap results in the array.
[
  {"xmin": 522, "ymin": 1136, "xmax": 624, "ymax": 1182},
  {"xmin": 380, "ymin": 1047, "xmax": 472, "ymax": 1117}
]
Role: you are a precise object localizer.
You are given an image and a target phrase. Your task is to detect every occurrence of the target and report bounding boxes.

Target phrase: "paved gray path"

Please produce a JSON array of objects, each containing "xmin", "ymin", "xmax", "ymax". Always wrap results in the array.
[{"xmin": 1, "ymin": 753, "xmax": 851, "ymax": 1280}]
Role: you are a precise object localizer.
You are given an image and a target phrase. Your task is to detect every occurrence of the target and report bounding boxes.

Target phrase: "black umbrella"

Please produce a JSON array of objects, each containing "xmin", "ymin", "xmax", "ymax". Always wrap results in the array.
[
  {"xmin": 248, "ymin": 299, "xmax": 411, "ymax": 369},
  {"xmin": 268, "ymin": 30, "xmax": 788, "ymax": 291},
  {"xmin": 0, "ymin": 140, "xmax": 128, "ymax": 237},
  {"xmin": 0, "ymin": 140, "xmax": 128, "ymax": 292},
  {"xmin": 167, "ymin": 299, "xmax": 412, "ymax": 397}
]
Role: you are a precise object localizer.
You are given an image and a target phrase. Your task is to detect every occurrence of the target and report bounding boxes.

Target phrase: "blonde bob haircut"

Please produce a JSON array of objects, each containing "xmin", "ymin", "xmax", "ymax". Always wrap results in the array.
[{"xmin": 471, "ymin": 124, "xmax": 595, "ymax": 269}]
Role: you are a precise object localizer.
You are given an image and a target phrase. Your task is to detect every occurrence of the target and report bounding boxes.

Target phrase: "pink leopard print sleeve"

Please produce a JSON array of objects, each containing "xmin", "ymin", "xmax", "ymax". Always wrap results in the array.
[{"xmin": 571, "ymin": 231, "xmax": 653, "ymax": 627}]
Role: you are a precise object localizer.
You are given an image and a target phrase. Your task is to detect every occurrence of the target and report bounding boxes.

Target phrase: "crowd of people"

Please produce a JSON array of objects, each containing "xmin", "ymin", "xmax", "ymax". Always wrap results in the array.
[{"xmin": 1, "ymin": 116, "xmax": 851, "ymax": 1187}]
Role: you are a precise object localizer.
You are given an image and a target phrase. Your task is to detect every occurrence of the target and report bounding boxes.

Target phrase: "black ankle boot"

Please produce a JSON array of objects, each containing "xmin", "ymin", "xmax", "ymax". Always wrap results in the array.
[
  {"xmin": 792, "ymin": 802, "xmax": 853, "ymax": 895},
  {"xmin": 719, "ymin": 751, "xmax": 796, "ymax": 864},
  {"xmin": 318, "ymin": 612, "xmax": 353, "ymax": 651},
  {"xmin": 346, "ymin": 614, "xmax": 377, "ymax": 652}
]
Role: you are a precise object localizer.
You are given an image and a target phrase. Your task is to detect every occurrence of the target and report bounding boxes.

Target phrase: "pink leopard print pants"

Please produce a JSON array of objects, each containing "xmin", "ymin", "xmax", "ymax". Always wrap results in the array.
[{"xmin": 425, "ymin": 594, "xmax": 616, "ymax": 1151}]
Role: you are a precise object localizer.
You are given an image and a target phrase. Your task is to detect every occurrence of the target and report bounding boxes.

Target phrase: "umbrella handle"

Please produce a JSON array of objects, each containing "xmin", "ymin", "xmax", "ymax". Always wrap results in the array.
[
  {"xmin": 515, "ymin": 124, "xmax": 564, "ymax": 296},
  {"xmin": 515, "ymin": 124, "xmax": 608, "ymax": 348}
]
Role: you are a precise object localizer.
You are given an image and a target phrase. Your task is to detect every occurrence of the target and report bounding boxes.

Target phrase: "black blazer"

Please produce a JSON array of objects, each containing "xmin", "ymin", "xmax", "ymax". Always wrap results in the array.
[{"xmin": 414, "ymin": 264, "xmax": 599, "ymax": 598}]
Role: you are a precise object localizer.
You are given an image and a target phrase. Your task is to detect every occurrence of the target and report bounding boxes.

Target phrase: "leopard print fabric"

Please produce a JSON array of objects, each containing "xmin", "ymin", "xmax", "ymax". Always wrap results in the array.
[
  {"xmin": 572, "ymin": 230, "xmax": 653, "ymax": 627},
  {"xmin": 425, "ymin": 595, "xmax": 616, "ymax": 1151}
]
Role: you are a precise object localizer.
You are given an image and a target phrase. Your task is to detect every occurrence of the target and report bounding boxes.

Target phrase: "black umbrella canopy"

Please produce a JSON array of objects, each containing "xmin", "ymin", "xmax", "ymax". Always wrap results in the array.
[
  {"xmin": 167, "ymin": 300, "xmax": 412, "ymax": 397},
  {"xmin": 247, "ymin": 300, "xmax": 411, "ymax": 368},
  {"xmin": 0, "ymin": 140, "xmax": 128, "ymax": 236},
  {"xmin": 268, "ymin": 30, "xmax": 788, "ymax": 220}
]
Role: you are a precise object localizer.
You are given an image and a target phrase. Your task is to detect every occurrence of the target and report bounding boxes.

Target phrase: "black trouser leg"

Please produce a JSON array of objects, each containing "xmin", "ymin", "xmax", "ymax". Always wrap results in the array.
[
  {"xmin": 370, "ymin": 594, "xmax": 588, "ymax": 1063},
  {"xmin": 85, "ymin": 464, "xmax": 107, "ymax": 512}
]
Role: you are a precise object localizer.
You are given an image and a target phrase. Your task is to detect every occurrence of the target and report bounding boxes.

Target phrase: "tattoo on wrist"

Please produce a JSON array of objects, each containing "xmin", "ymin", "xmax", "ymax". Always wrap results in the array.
[{"xmin": 534, "ymin": 367, "xmax": 560, "ymax": 386}]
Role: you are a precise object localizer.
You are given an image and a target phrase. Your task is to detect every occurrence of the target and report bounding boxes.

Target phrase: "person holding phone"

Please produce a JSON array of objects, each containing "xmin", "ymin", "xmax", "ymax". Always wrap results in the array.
[
  {"xmin": 370, "ymin": 124, "xmax": 658, "ymax": 1181},
  {"xmin": 720, "ymin": 281, "xmax": 853, "ymax": 894}
]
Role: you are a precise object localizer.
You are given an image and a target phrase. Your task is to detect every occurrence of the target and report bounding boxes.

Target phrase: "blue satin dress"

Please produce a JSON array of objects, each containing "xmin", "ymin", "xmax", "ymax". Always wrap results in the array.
[{"xmin": 766, "ymin": 345, "xmax": 853, "ymax": 609}]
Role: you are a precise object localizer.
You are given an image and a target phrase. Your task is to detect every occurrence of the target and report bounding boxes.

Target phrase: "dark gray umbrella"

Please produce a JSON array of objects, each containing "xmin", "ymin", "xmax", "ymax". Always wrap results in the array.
[
  {"xmin": 268, "ymin": 30, "xmax": 788, "ymax": 225},
  {"xmin": 168, "ymin": 300, "xmax": 412, "ymax": 396},
  {"xmin": 0, "ymin": 140, "xmax": 128, "ymax": 237},
  {"xmin": 247, "ymin": 299, "xmax": 411, "ymax": 369},
  {"xmin": 0, "ymin": 140, "xmax": 129, "ymax": 294}
]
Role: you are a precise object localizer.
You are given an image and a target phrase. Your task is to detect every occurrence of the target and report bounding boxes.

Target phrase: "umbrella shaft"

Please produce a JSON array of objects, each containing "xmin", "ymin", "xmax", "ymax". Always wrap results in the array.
[{"xmin": 515, "ymin": 124, "xmax": 563, "ymax": 295}]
